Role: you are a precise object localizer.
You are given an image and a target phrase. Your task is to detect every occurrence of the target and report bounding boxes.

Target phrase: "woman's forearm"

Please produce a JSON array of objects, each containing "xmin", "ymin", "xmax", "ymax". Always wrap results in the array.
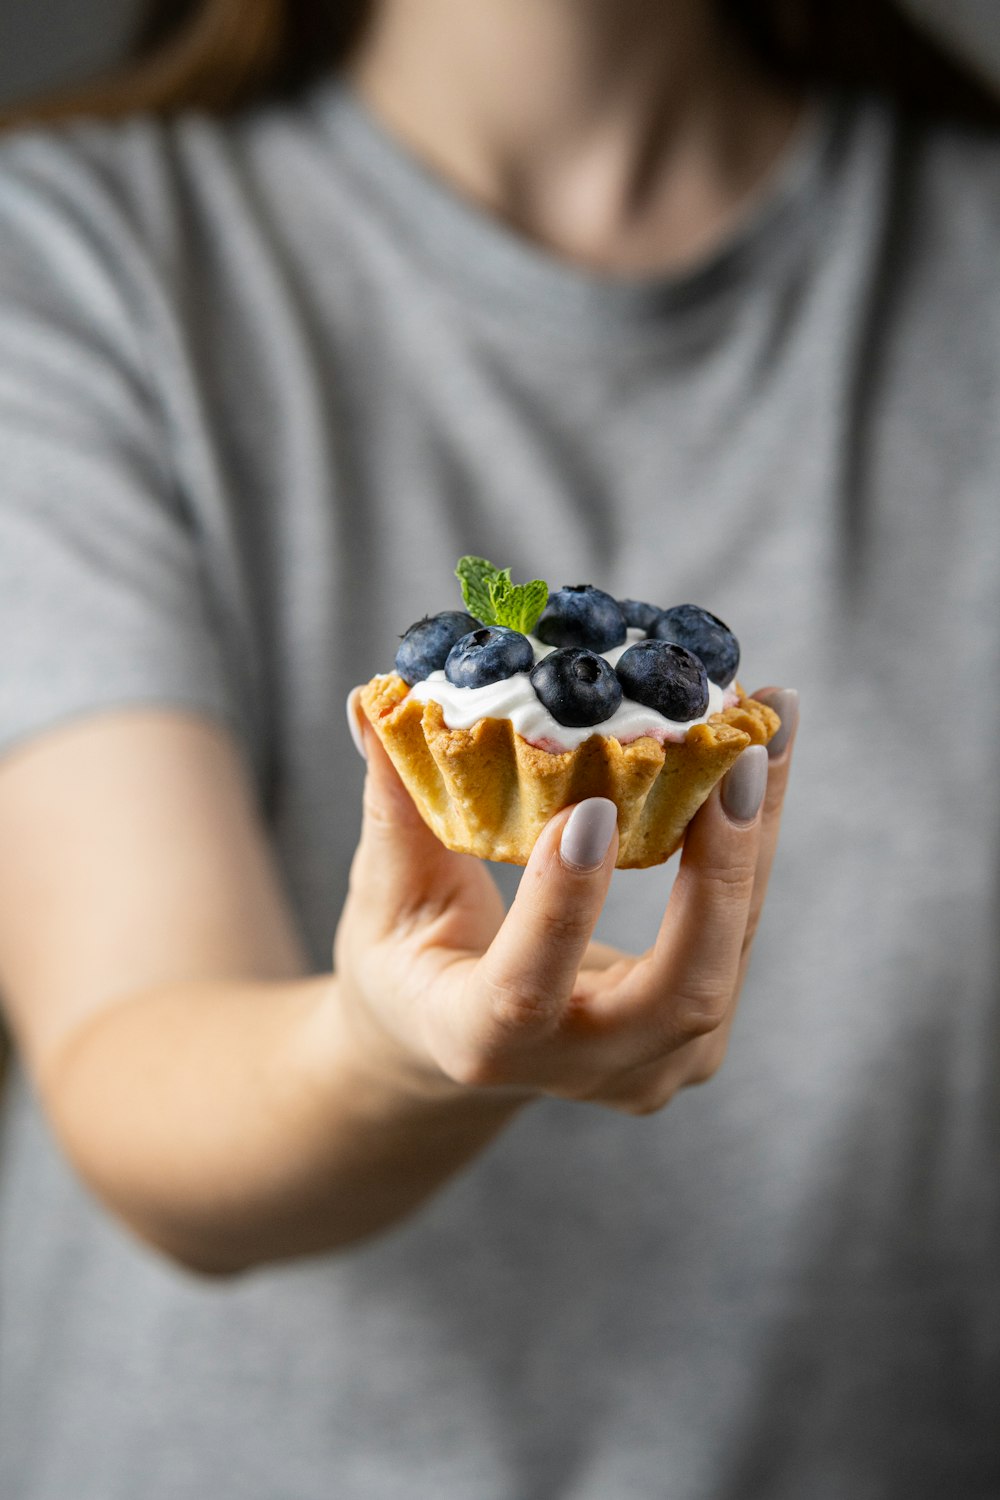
[{"xmin": 39, "ymin": 975, "xmax": 526, "ymax": 1274}]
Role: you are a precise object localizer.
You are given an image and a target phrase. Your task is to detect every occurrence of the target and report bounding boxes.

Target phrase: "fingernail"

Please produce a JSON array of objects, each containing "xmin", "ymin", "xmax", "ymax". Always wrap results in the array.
[
  {"xmin": 560, "ymin": 798, "xmax": 618, "ymax": 871},
  {"xmin": 755, "ymin": 687, "xmax": 799, "ymax": 759},
  {"xmin": 721, "ymin": 745, "xmax": 768, "ymax": 824},
  {"xmin": 346, "ymin": 689, "xmax": 368, "ymax": 761}
]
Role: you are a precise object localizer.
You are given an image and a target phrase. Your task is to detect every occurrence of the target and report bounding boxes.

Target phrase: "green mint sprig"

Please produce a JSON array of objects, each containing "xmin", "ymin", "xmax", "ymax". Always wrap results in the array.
[{"xmin": 455, "ymin": 556, "xmax": 549, "ymax": 635}]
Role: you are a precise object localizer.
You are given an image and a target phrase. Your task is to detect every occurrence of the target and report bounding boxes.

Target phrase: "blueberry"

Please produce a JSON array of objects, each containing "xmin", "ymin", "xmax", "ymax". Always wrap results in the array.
[
  {"xmin": 445, "ymin": 626, "xmax": 534, "ymax": 688},
  {"xmin": 530, "ymin": 648, "xmax": 623, "ymax": 728},
  {"xmin": 650, "ymin": 604, "xmax": 740, "ymax": 688},
  {"xmin": 395, "ymin": 611, "xmax": 481, "ymax": 684},
  {"xmin": 618, "ymin": 598, "xmax": 662, "ymax": 633},
  {"xmin": 536, "ymin": 585, "xmax": 627, "ymax": 652},
  {"xmin": 615, "ymin": 640, "xmax": 709, "ymax": 722}
]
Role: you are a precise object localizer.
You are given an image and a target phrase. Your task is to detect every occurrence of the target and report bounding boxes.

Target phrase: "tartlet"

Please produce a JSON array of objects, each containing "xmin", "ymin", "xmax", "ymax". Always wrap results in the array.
[{"xmin": 360, "ymin": 558, "xmax": 778, "ymax": 869}]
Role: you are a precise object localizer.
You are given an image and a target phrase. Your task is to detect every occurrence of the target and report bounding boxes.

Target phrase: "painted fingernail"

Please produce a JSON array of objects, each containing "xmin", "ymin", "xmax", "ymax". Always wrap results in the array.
[
  {"xmin": 346, "ymin": 689, "xmax": 368, "ymax": 761},
  {"xmin": 755, "ymin": 687, "xmax": 799, "ymax": 759},
  {"xmin": 721, "ymin": 745, "xmax": 768, "ymax": 824},
  {"xmin": 560, "ymin": 798, "xmax": 618, "ymax": 872}
]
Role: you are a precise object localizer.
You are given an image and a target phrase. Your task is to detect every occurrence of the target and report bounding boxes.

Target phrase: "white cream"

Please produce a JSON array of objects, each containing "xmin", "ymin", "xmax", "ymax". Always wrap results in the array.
[{"xmin": 406, "ymin": 630, "xmax": 738, "ymax": 754}]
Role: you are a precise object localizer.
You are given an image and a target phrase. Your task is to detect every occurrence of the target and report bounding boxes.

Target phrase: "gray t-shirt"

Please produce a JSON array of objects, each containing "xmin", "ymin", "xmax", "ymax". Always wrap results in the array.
[{"xmin": 1, "ymin": 82, "xmax": 998, "ymax": 1500}]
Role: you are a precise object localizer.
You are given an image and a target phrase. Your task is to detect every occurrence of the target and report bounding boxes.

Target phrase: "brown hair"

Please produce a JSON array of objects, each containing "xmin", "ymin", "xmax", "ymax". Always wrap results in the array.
[{"xmin": 2, "ymin": 0, "xmax": 999, "ymax": 128}]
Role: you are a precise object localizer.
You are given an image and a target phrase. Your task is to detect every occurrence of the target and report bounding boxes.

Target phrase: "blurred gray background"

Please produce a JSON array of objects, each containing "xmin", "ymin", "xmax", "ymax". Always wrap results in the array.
[{"xmin": 2, "ymin": 0, "xmax": 1000, "ymax": 104}]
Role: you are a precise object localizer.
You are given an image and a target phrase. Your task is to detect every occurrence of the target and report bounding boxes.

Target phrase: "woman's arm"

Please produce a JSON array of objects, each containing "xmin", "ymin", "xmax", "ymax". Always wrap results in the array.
[
  {"xmin": 0, "ymin": 710, "xmax": 523, "ymax": 1274},
  {"xmin": 37, "ymin": 972, "xmax": 526, "ymax": 1275},
  {"xmin": 0, "ymin": 696, "xmax": 795, "ymax": 1276}
]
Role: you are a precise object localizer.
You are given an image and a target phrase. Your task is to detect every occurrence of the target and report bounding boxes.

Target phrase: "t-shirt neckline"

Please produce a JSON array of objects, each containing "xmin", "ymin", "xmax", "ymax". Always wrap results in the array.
[{"xmin": 310, "ymin": 77, "xmax": 848, "ymax": 335}]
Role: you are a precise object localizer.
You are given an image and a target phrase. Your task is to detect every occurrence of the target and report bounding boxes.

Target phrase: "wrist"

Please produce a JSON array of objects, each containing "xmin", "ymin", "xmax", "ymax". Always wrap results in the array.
[{"xmin": 294, "ymin": 972, "xmax": 530, "ymax": 1123}]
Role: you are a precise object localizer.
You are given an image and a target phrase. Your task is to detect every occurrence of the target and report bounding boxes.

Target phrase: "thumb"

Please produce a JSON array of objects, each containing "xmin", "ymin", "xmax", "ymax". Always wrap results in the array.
[
  {"xmin": 346, "ymin": 687, "xmax": 455, "ymax": 923},
  {"xmin": 476, "ymin": 799, "xmax": 619, "ymax": 1040}
]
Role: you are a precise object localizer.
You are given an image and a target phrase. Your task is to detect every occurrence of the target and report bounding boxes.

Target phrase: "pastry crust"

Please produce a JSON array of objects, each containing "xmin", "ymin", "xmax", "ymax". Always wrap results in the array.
[{"xmin": 361, "ymin": 673, "xmax": 779, "ymax": 868}]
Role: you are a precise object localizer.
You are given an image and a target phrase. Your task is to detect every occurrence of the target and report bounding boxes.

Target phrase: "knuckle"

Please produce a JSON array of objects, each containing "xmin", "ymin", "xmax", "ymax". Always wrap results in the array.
[
  {"xmin": 685, "ymin": 1038, "xmax": 729, "ymax": 1086},
  {"xmin": 670, "ymin": 983, "xmax": 730, "ymax": 1040},
  {"xmin": 583, "ymin": 1063, "xmax": 682, "ymax": 1118},
  {"xmin": 684, "ymin": 1012, "xmax": 726, "ymax": 1043},
  {"xmin": 615, "ymin": 1083, "xmax": 677, "ymax": 1118},
  {"xmin": 532, "ymin": 903, "xmax": 592, "ymax": 948},
  {"xmin": 361, "ymin": 782, "xmax": 384, "ymax": 820},
  {"xmin": 360, "ymin": 782, "xmax": 397, "ymax": 831},
  {"xmin": 484, "ymin": 976, "xmax": 555, "ymax": 1037},
  {"xmin": 688, "ymin": 860, "xmax": 756, "ymax": 906},
  {"xmin": 676, "ymin": 1011, "xmax": 722, "ymax": 1043}
]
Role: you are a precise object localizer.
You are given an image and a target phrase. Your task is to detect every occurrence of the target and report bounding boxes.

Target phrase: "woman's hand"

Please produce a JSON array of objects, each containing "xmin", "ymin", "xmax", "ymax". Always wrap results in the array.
[
  {"xmin": 339, "ymin": 687, "xmax": 797, "ymax": 1116},
  {"xmin": 0, "ymin": 692, "xmax": 794, "ymax": 1271}
]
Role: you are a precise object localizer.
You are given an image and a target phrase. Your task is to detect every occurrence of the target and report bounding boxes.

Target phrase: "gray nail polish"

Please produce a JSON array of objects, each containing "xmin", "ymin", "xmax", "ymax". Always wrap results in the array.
[
  {"xmin": 346, "ymin": 692, "xmax": 368, "ymax": 761},
  {"xmin": 721, "ymin": 745, "xmax": 768, "ymax": 824},
  {"xmin": 560, "ymin": 798, "xmax": 618, "ymax": 871},
  {"xmin": 756, "ymin": 687, "xmax": 799, "ymax": 758}
]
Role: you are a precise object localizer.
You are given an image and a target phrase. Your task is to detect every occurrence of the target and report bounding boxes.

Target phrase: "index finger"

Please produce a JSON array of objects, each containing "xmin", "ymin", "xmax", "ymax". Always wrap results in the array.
[{"xmin": 473, "ymin": 798, "xmax": 619, "ymax": 1041}]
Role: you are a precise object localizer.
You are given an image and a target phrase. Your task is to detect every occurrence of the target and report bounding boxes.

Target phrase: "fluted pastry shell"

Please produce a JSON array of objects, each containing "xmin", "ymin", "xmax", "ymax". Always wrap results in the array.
[{"xmin": 360, "ymin": 673, "xmax": 779, "ymax": 868}]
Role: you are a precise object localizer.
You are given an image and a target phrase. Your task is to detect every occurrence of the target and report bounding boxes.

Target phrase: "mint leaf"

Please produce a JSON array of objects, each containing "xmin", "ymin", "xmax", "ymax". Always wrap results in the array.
[
  {"xmin": 486, "ymin": 575, "xmax": 513, "ymax": 623},
  {"xmin": 512, "ymin": 577, "xmax": 549, "ymax": 634},
  {"xmin": 455, "ymin": 555, "xmax": 502, "ymax": 624},
  {"xmin": 456, "ymin": 556, "xmax": 549, "ymax": 634},
  {"xmin": 489, "ymin": 575, "xmax": 549, "ymax": 634}
]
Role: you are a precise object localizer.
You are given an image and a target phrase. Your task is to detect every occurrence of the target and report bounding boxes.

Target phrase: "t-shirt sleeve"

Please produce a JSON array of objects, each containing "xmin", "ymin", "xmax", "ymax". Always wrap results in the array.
[{"xmin": 0, "ymin": 132, "xmax": 239, "ymax": 764}]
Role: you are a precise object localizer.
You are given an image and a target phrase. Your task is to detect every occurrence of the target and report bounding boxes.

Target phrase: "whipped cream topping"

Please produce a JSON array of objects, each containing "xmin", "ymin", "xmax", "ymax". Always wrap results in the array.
[{"xmin": 405, "ymin": 630, "xmax": 738, "ymax": 753}]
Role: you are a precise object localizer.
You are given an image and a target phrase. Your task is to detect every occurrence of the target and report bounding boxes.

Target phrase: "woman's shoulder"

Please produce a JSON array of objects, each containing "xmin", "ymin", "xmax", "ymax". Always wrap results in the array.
[
  {"xmin": 908, "ymin": 104, "xmax": 1000, "ymax": 220},
  {"xmin": 0, "ymin": 108, "xmax": 198, "ymax": 224},
  {"xmin": 882, "ymin": 96, "xmax": 1000, "ymax": 263},
  {"xmin": 838, "ymin": 91, "xmax": 1000, "ymax": 334},
  {"xmin": 0, "ymin": 94, "xmax": 322, "ymax": 274},
  {"xmin": 0, "ymin": 95, "xmax": 335, "ymax": 356}
]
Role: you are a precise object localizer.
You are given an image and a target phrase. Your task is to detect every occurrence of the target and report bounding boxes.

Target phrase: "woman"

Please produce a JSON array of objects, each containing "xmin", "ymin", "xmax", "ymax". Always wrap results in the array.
[{"xmin": 0, "ymin": 2, "xmax": 997, "ymax": 1496}]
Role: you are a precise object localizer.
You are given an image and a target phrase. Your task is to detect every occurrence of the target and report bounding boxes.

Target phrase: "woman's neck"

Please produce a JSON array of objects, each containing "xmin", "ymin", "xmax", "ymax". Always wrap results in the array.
[{"xmin": 348, "ymin": 0, "xmax": 805, "ymax": 274}]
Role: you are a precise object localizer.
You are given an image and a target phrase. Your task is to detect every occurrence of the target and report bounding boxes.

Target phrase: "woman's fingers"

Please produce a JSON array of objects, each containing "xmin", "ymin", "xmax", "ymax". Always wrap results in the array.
[
  {"xmin": 466, "ymin": 799, "xmax": 618, "ymax": 1066},
  {"xmin": 594, "ymin": 694, "xmax": 798, "ymax": 1097},
  {"xmin": 612, "ymin": 745, "xmax": 768, "ymax": 1050},
  {"xmin": 345, "ymin": 685, "xmax": 796, "ymax": 1110},
  {"xmin": 344, "ymin": 688, "xmax": 473, "ymax": 935},
  {"xmin": 736, "ymin": 687, "xmax": 798, "ymax": 964}
]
